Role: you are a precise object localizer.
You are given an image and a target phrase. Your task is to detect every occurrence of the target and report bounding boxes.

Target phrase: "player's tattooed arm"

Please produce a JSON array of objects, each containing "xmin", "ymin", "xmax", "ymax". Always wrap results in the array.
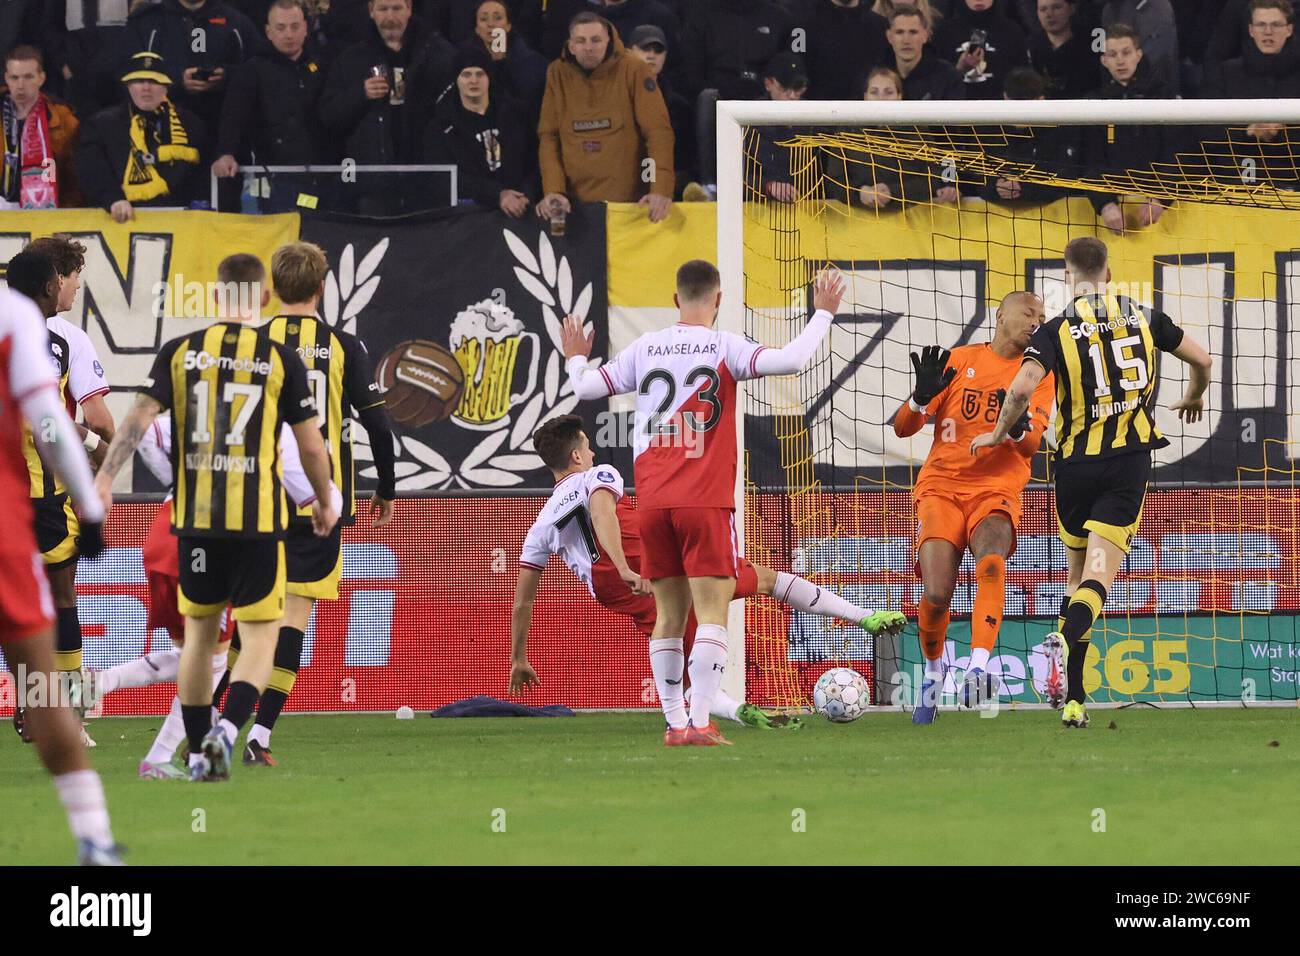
[
  {"xmin": 971, "ymin": 361, "xmax": 1044, "ymax": 454},
  {"xmin": 510, "ymin": 567, "xmax": 543, "ymax": 695},
  {"xmin": 97, "ymin": 394, "xmax": 164, "ymax": 481}
]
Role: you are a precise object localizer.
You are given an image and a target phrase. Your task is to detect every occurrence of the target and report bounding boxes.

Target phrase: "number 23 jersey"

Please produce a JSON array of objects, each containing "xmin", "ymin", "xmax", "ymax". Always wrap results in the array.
[{"xmin": 595, "ymin": 324, "xmax": 766, "ymax": 510}]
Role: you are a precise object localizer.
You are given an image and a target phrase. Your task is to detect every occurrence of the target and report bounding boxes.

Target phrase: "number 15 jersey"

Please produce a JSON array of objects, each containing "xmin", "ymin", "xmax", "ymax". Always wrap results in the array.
[
  {"xmin": 141, "ymin": 322, "xmax": 316, "ymax": 538},
  {"xmin": 1023, "ymin": 293, "xmax": 1184, "ymax": 463},
  {"xmin": 595, "ymin": 324, "xmax": 766, "ymax": 510}
]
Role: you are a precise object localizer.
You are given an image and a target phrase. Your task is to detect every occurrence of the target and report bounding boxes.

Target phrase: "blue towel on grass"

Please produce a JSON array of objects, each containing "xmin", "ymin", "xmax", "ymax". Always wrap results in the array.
[{"xmin": 430, "ymin": 695, "xmax": 574, "ymax": 718}]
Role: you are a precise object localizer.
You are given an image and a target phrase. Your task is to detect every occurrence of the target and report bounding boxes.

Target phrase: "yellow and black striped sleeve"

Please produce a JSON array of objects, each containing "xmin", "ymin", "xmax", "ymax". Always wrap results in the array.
[
  {"xmin": 275, "ymin": 342, "xmax": 317, "ymax": 428},
  {"xmin": 140, "ymin": 336, "xmax": 183, "ymax": 411}
]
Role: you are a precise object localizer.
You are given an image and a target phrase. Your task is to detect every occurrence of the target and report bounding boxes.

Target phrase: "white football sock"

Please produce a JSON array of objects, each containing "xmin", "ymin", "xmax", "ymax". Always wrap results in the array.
[
  {"xmin": 924, "ymin": 657, "xmax": 945, "ymax": 682},
  {"xmin": 54, "ymin": 769, "xmax": 114, "ymax": 846},
  {"xmin": 686, "ymin": 625, "xmax": 728, "ymax": 729},
  {"xmin": 773, "ymin": 572, "xmax": 871, "ymax": 624},
  {"xmin": 968, "ymin": 647, "xmax": 991, "ymax": 672},
  {"xmin": 711, "ymin": 687, "xmax": 743, "ymax": 723},
  {"xmin": 649, "ymin": 638, "xmax": 688, "ymax": 729},
  {"xmin": 247, "ymin": 724, "xmax": 271, "ymax": 748},
  {"xmin": 684, "ymin": 685, "xmax": 744, "ymax": 723},
  {"xmin": 145, "ymin": 696, "xmax": 187, "ymax": 765},
  {"xmin": 97, "ymin": 649, "xmax": 180, "ymax": 695},
  {"xmin": 217, "ymin": 718, "xmax": 239, "ymax": 747}
]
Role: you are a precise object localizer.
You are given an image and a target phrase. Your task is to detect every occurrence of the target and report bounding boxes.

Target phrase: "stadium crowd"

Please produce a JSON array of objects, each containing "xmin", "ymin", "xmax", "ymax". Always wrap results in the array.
[{"xmin": 0, "ymin": 0, "xmax": 1292, "ymax": 222}]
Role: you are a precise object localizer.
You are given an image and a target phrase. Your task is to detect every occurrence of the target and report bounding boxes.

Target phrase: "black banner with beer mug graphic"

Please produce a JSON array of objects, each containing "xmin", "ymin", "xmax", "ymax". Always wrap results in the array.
[{"xmin": 302, "ymin": 206, "xmax": 609, "ymax": 493}]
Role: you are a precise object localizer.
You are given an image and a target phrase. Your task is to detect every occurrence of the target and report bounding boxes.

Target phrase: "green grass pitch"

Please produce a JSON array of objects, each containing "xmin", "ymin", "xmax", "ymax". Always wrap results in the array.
[{"xmin": 2, "ymin": 709, "xmax": 1297, "ymax": 865}]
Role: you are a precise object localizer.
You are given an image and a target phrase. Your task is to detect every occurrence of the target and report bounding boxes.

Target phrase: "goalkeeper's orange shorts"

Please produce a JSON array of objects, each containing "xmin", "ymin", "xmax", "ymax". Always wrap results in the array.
[{"xmin": 914, "ymin": 484, "xmax": 1022, "ymax": 565}]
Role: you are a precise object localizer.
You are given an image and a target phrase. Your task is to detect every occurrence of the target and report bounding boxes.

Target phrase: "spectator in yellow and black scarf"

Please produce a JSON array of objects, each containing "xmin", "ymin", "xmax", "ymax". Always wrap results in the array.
[{"xmin": 75, "ymin": 51, "xmax": 209, "ymax": 221}]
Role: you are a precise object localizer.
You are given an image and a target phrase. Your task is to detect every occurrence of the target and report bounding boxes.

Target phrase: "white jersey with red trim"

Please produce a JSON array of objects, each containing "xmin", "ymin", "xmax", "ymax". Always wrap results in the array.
[
  {"xmin": 48, "ymin": 315, "xmax": 109, "ymax": 414},
  {"xmin": 0, "ymin": 289, "xmax": 60, "ymax": 551},
  {"xmin": 519, "ymin": 465, "xmax": 626, "ymax": 597},
  {"xmin": 596, "ymin": 324, "xmax": 765, "ymax": 510}
]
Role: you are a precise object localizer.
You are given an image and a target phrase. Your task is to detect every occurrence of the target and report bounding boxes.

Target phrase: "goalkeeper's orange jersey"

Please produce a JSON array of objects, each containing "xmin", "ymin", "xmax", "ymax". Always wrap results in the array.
[{"xmin": 894, "ymin": 343, "xmax": 1055, "ymax": 499}]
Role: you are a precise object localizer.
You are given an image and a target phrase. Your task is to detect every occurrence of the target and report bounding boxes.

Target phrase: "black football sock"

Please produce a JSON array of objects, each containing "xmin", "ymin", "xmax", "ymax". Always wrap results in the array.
[
  {"xmin": 211, "ymin": 669, "xmax": 231, "ymax": 709},
  {"xmin": 182, "ymin": 705, "xmax": 213, "ymax": 754},
  {"xmin": 1057, "ymin": 594, "xmax": 1070, "ymax": 634},
  {"xmin": 254, "ymin": 627, "xmax": 304, "ymax": 735},
  {"xmin": 55, "ymin": 605, "xmax": 83, "ymax": 673},
  {"xmin": 220, "ymin": 681, "xmax": 259, "ymax": 738},
  {"xmin": 1063, "ymin": 581, "xmax": 1107, "ymax": 705}
]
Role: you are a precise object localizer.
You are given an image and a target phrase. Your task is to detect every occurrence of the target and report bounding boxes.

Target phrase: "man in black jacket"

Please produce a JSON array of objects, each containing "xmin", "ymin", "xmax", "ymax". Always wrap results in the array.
[
  {"xmin": 212, "ymin": 0, "xmax": 330, "ymax": 179},
  {"xmin": 679, "ymin": 0, "xmax": 794, "ymax": 101},
  {"xmin": 1202, "ymin": 0, "xmax": 1300, "ymax": 189},
  {"xmin": 934, "ymin": 0, "xmax": 1029, "ymax": 100},
  {"xmin": 424, "ymin": 45, "xmax": 536, "ymax": 215},
  {"xmin": 75, "ymin": 52, "xmax": 209, "ymax": 220},
  {"xmin": 1027, "ymin": 0, "xmax": 1100, "ymax": 97},
  {"xmin": 1204, "ymin": 0, "xmax": 1255, "ymax": 65},
  {"xmin": 977, "ymin": 65, "xmax": 1081, "ymax": 205},
  {"xmin": 1085, "ymin": 23, "xmax": 1176, "ymax": 233},
  {"xmin": 628, "ymin": 24, "xmax": 696, "ymax": 196},
  {"xmin": 45, "ymin": 1, "xmax": 142, "ymax": 116},
  {"xmin": 129, "ymin": 0, "xmax": 259, "ymax": 136},
  {"xmin": 318, "ymin": 0, "xmax": 453, "ymax": 165},
  {"xmin": 887, "ymin": 4, "xmax": 965, "ymax": 100},
  {"xmin": 806, "ymin": 0, "xmax": 889, "ymax": 101}
]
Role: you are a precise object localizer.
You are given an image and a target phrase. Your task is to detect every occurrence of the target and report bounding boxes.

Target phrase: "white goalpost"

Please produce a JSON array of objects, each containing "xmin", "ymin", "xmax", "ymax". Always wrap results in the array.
[{"xmin": 717, "ymin": 97, "xmax": 1300, "ymax": 709}]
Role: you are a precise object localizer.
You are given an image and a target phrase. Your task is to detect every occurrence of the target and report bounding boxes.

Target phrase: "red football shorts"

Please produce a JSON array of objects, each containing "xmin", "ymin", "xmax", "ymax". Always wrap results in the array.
[
  {"xmin": 637, "ymin": 507, "xmax": 739, "ymax": 580},
  {"xmin": 0, "ymin": 549, "xmax": 55, "ymax": 642},
  {"xmin": 147, "ymin": 570, "xmax": 236, "ymax": 647},
  {"xmin": 595, "ymin": 558, "xmax": 757, "ymax": 659},
  {"xmin": 147, "ymin": 571, "xmax": 186, "ymax": 645}
]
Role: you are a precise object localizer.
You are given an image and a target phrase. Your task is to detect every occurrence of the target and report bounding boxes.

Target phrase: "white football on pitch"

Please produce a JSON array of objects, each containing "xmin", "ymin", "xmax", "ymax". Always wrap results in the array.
[{"xmin": 813, "ymin": 667, "xmax": 870, "ymax": 722}]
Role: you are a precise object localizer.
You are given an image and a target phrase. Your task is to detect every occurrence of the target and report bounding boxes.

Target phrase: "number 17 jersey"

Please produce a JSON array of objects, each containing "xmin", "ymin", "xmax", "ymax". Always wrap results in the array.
[
  {"xmin": 520, "ymin": 465, "xmax": 629, "ymax": 597},
  {"xmin": 141, "ymin": 322, "xmax": 316, "ymax": 538},
  {"xmin": 595, "ymin": 323, "xmax": 766, "ymax": 510}
]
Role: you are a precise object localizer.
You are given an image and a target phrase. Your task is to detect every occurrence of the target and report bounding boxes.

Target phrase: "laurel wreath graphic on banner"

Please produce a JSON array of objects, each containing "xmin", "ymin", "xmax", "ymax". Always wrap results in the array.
[{"xmin": 328, "ymin": 232, "xmax": 600, "ymax": 491}]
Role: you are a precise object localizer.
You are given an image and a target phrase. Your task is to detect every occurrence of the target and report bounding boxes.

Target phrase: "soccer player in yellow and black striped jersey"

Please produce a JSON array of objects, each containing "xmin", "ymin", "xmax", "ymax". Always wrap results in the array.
[
  {"xmin": 972, "ymin": 237, "xmax": 1211, "ymax": 728},
  {"xmin": 232, "ymin": 240, "xmax": 397, "ymax": 766},
  {"xmin": 5, "ymin": 239, "xmax": 115, "ymax": 749},
  {"xmin": 94, "ymin": 253, "xmax": 338, "ymax": 782}
]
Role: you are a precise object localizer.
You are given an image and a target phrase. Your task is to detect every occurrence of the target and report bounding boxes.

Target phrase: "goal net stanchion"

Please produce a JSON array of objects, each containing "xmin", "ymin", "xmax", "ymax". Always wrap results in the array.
[{"xmin": 718, "ymin": 98, "xmax": 1300, "ymax": 712}]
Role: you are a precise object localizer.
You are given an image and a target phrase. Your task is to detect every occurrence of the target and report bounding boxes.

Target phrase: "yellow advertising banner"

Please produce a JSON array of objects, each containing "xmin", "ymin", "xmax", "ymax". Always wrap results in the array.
[
  {"xmin": 607, "ymin": 197, "xmax": 1292, "ymax": 307},
  {"xmin": 0, "ymin": 209, "xmax": 300, "ymax": 487}
]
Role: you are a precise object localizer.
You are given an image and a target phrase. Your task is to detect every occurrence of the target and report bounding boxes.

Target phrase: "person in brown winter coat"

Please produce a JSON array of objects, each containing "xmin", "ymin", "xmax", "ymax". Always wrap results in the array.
[{"xmin": 536, "ymin": 10, "xmax": 674, "ymax": 223}]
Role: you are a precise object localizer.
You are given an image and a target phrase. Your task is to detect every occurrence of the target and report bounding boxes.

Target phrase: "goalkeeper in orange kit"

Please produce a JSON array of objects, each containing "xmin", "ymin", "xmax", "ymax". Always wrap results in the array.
[{"xmin": 894, "ymin": 292, "xmax": 1056, "ymax": 724}]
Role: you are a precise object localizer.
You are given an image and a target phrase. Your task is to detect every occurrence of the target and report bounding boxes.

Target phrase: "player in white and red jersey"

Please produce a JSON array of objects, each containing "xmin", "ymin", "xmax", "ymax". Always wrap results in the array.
[
  {"xmin": 563, "ymin": 261, "xmax": 849, "ymax": 745},
  {"xmin": 90, "ymin": 413, "xmax": 341, "ymax": 779},
  {"xmin": 0, "ymin": 277, "xmax": 122, "ymax": 865},
  {"xmin": 508, "ymin": 415, "xmax": 905, "ymax": 732}
]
